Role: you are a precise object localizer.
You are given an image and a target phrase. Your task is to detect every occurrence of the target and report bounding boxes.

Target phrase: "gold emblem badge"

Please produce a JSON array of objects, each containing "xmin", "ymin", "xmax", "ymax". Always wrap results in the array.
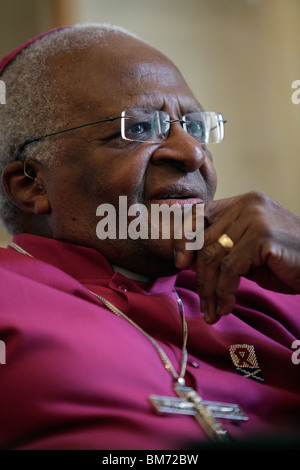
[{"xmin": 229, "ymin": 344, "xmax": 264, "ymax": 383}]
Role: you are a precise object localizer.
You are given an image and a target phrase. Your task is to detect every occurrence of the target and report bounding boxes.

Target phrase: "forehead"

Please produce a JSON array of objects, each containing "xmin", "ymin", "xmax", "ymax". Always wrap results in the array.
[{"xmin": 52, "ymin": 34, "xmax": 200, "ymax": 117}]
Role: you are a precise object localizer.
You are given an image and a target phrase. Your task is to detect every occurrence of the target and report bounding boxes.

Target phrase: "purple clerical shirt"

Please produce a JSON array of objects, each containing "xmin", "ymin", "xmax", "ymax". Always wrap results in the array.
[{"xmin": 0, "ymin": 233, "xmax": 299, "ymax": 449}]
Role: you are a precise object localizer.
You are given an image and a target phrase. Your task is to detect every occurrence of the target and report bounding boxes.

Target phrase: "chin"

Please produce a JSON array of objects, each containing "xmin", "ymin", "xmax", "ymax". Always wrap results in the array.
[
  {"xmin": 130, "ymin": 241, "xmax": 182, "ymax": 278},
  {"xmin": 93, "ymin": 238, "xmax": 181, "ymax": 278}
]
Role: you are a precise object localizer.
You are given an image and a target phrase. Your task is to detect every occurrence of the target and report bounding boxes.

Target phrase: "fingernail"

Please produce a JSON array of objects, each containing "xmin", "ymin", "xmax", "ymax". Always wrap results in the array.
[
  {"xmin": 203, "ymin": 304, "xmax": 219, "ymax": 324},
  {"xmin": 203, "ymin": 305, "xmax": 212, "ymax": 323},
  {"xmin": 203, "ymin": 311, "xmax": 210, "ymax": 323}
]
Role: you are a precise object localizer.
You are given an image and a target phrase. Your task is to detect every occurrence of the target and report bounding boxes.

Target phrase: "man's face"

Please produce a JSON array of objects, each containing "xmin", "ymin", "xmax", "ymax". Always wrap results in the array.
[{"xmin": 40, "ymin": 33, "xmax": 217, "ymax": 276}]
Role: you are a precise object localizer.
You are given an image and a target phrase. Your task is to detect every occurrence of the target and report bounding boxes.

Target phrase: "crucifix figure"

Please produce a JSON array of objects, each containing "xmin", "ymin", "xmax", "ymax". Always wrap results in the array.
[{"xmin": 149, "ymin": 383, "xmax": 248, "ymax": 442}]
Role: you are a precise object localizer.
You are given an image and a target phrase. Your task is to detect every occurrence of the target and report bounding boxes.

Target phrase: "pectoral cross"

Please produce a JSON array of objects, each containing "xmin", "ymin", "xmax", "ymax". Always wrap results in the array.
[{"xmin": 149, "ymin": 383, "xmax": 248, "ymax": 442}]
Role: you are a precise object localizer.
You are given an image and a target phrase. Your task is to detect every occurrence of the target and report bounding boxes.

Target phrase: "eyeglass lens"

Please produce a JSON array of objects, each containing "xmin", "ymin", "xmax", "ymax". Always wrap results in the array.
[{"xmin": 121, "ymin": 109, "xmax": 225, "ymax": 144}]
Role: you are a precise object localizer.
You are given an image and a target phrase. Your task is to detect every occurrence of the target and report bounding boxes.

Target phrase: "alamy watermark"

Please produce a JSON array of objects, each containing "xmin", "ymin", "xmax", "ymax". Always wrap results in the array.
[
  {"xmin": 0, "ymin": 80, "xmax": 5, "ymax": 104},
  {"xmin": 291, "ymin": 80, "xmax": 300, "ymax": 105},
  {"xmin": 291, "ymin": 340, "xmax": 300, "ymax": 365},
  {"xmin": 0, "ymin": 340, "xmax": 6, "ymax": 364},
  {"xmin": 96, "ymin": 196, "xmax": 204, "ymax": 250}
]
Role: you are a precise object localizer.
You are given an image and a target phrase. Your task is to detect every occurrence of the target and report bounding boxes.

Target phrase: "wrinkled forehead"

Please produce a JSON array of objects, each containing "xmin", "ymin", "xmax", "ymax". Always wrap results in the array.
[{"xmin": 49, "ymin": 34, "xmax": 197, "ymax": 116}]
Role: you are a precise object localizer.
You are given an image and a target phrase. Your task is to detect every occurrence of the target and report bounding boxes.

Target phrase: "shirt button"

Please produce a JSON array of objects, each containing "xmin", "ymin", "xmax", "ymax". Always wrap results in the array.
[
  {"xmin": 118, "ymin": 284, "xmax": 128, "ymax": 292},
  {"xmin": 190, "ymin": 361, "xmax": 200, "ymax": 368}
]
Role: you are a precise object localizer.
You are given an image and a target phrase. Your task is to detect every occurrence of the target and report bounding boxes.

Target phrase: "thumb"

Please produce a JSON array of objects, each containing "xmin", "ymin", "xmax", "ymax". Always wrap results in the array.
[{"xmin": 173, "ymin": 202, "xmax": 205, "ymax": 269}]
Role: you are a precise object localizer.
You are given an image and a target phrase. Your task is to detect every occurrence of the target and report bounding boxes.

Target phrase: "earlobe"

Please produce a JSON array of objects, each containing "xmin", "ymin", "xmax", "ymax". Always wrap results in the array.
[
  {"xmin": 33, "ymin": 191, "xmax": 51, "ymax": 215},
  {"xmin": 1, "ymin": 160, "xmax": 51, "ymax": 215}
]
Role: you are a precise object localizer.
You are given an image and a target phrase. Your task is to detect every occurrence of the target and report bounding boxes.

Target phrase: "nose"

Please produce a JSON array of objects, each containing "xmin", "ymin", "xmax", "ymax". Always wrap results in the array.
[{"xmin": 150, "ymin": 122, "xmax": 208, "ymax": 173}]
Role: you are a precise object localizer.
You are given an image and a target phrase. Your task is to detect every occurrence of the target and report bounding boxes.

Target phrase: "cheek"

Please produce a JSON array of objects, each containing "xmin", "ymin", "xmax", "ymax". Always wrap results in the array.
[
  {"xmin": 79, "ymin": 148, "xmax": 150, "ymax": 206},
  {"xmin": 203, "ymin": 154, "xmax": 217, "ymax": 200},
  {"xmin": 46, "ymin": 176, "xmax": 85, "ymax": 223},
  {"xmin": 208, "ymin": 166, "xmax": 217, "ymax": 199}
]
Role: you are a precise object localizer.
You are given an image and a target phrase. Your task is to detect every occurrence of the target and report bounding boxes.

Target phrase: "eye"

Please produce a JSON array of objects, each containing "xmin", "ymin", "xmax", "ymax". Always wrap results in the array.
[
  {"xmin": 126, "ymin": 121, "xmax": 152, "ymax": 140},
  {"xmin": 183, "ymin": 113, "xmax": 208, "ymax": 143},
  {"xmin": 188, "ymin": 120, "xmax": 205, "ymax": 136}
]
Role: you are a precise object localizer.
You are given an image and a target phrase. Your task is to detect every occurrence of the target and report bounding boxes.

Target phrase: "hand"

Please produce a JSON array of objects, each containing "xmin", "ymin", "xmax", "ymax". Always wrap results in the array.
[{"xmin": 174, "ymin": 191, "xmax": 300, "ymax": 324}]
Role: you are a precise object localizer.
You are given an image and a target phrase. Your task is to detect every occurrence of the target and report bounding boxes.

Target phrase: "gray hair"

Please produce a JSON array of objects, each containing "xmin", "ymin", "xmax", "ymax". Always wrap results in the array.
[{"xmin": 0, "ymin": 23, "xmax": 142, "ymax": 234}]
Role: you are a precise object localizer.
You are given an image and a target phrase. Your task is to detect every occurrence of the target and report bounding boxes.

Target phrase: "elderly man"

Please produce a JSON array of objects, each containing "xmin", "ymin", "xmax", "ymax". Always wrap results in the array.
[{"xmin": 0, "ymin": 24, "xmax": 299, "ymax": 450}]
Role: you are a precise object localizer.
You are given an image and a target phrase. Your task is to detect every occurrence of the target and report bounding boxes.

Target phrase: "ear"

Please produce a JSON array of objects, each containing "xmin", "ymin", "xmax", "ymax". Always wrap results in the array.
[{"xmin": 1, "ymin": 160, "xmax": 51, "ymax": 215}]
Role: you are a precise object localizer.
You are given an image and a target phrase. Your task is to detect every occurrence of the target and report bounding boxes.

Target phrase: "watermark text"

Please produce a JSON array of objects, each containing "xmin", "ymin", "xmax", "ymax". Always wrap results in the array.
[
  {"xmin": 291, "ymin": 80, "xmax": 300, "ymax": 105},
  {"xmin": 96, "ymin": 196, "xmax": 204, "ymax": 250},
  {"xmin": 291, "ymin": 340, "xmax": 300, "ymax": 365},
  {"xmin": 0, "ymin": 80, "xmax": 5, "ymax": 104},
  {"xmin": 0, "ymin": 340, "xmax": 6, "ymax": 364}
]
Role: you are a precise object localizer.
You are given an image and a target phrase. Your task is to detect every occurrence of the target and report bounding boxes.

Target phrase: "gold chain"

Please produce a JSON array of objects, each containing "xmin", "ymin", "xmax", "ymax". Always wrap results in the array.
[
  {"xmin": 8, "ymin": 242, "xmax": 189, "ymax": 385},
  {"xmin": 9, "ymin": 242, "xmax": 33, "ymax": 257},
  {"xmin": 90, "ymin": 290, "xmax": 188, "ymax": 384}
]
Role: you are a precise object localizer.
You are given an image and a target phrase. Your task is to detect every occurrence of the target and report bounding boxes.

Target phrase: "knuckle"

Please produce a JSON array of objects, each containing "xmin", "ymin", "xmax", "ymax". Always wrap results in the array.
[
  {"xmin": 241, "ymin": 192, "xmax": 275, "ymax": 237},
  {"xmin": 244, "ymin": 190, "xmax": 270, "ymax": 206},
  {"xmin": 202, "ymin": 245, "xmax": 219, "ymax": 265},
  {"xmin": 242, "ymin": 191, "xmax": 270, "ymax": 217},
  {"xmin": 215, "ymin": 284, "xmax": 227, "ymax": 299},
  {"xmin": 219, "ymin": 255, "xmax": 235, "ymax": 274}
]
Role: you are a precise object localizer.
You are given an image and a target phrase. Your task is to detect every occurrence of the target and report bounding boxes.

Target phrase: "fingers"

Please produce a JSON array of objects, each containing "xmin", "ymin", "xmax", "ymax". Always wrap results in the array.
[
  {"xmin": 174, "ymin": 191, "xmax": 300, "ymax": 324},
  {"xmin": 174, "ymin": 243, "xmax": 195, "ymax": 270},
  {"xmin": 173, "ymin": 202, "xmax": 205, "ymax": 270},
  {"xmin": 197, "ymin": 226, "xmax": 247, "ymax": 323},
  {"xmin": 173, "ymin": 198, "xmax": 243, "ymax": 322},
  {"xmin": 194, "ymin": 193, "xmax": 266, "ymax": 322},
  {"xmin": 198, "ymin": 241, "xmax": 248, "ymax": 323}
]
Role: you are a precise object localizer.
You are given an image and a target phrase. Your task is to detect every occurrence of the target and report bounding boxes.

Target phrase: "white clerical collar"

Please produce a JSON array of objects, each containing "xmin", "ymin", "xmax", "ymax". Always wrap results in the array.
[{"xmin": 112, "ymin": 264, "xmax": 153, "ymax": 283}]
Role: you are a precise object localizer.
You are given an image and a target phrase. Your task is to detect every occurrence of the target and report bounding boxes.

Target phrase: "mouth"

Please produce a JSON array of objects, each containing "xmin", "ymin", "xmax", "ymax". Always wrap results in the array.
[
  {"xmin": 149, "ymin": 187, "xmax": 204, "ymax": 207},
  {"xmin": 151, "ymin": 197, "xmax": 203, "ymax": 208}
]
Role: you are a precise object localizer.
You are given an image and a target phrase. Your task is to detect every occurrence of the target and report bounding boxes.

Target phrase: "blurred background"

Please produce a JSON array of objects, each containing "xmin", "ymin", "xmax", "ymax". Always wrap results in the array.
[{"xmin": 0, "ymin": 0, "xmax": 299, "ymax": 247}]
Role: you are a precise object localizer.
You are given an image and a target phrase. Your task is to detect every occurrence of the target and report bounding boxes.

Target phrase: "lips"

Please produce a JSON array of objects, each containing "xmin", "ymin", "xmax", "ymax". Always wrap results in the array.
[
  {"xmin": 148, "ymin": 185, "xmax": 205, "ymax": 206},
  {"xmin": 152, "ymin": 197, "xmax": 203, "ymax": 208}
]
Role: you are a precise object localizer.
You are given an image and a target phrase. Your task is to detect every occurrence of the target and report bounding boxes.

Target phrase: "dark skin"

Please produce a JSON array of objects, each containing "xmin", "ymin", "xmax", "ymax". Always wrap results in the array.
[
  {"xmin": 2, "ymin": 32, "xmax": 300, "ymax": 324},
  {"xmin": 175, "ymin": 192, "xmax": 300, "ymax": 323}
]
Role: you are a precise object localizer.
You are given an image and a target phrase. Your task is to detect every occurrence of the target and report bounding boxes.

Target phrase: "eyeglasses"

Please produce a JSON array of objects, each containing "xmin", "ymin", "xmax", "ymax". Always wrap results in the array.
[
  {"xmin": 121, "ymin": 109, "xmax": 226, "ymax": 144},
  {"xmin": 15, "ymin": 108, "xmax": 226, "ymax": 161}
]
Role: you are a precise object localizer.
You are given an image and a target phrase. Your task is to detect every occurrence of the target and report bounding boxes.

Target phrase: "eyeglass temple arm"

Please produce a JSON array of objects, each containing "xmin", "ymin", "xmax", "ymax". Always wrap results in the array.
[
  {"xmin": 210, "ymin": 120, "xmax": 227, "ymax": 131},
  {"xmin": 15, "ymin": 116, "xmax": 123, "ymax": 161}
]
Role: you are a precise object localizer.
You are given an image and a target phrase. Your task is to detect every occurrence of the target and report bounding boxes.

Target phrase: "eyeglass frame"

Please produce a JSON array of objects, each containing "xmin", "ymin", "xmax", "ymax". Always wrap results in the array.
[{"xmin": 14, "ymin": 109, "xmax": 227, "ymax": 163}]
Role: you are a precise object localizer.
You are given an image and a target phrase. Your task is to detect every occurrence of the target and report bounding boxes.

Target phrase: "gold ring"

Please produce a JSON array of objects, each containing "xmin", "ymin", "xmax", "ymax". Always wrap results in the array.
[{"xmin": 218, "ymin": 233, "xmax": 234, "ymax": 251}]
